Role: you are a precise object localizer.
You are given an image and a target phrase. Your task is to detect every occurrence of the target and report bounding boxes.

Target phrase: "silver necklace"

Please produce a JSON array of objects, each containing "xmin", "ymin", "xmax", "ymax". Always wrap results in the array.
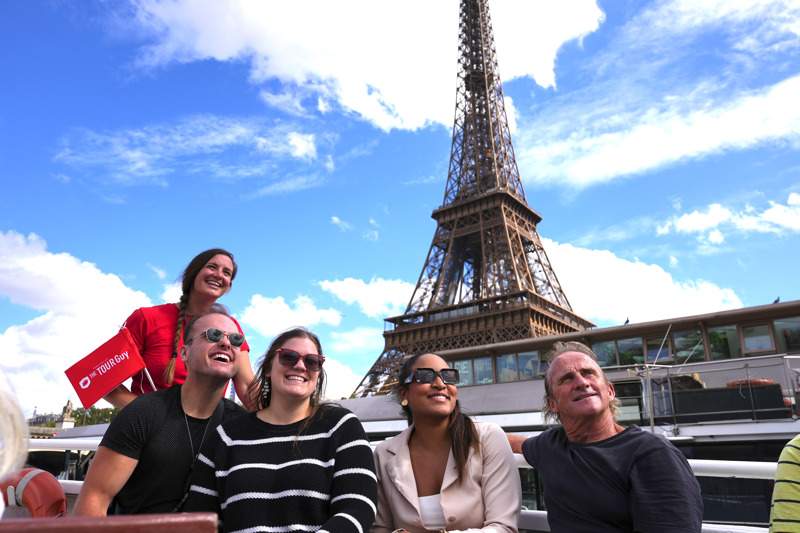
[{"xmin": 183, "ymin": 411, "xmax": 211, "ymax": 459}]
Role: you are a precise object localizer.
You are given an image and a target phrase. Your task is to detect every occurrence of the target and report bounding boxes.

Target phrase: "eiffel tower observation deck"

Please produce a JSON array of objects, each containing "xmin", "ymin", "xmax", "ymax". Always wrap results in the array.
[{"xmin": 353, "ymin": 0, "xmax": 593, "ymax": 397}]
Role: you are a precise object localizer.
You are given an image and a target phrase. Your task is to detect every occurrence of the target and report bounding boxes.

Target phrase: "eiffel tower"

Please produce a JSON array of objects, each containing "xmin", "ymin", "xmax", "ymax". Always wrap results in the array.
[{"xmin": 353, "ymin": 0, "xmax": 592, "ymax": 397}]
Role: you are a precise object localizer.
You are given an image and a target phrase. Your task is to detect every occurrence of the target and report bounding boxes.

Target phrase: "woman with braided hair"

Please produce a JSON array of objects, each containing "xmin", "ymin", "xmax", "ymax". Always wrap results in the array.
[{"xmin": 103, "ymin": 249, "xmax": 256, "ymax": 410}]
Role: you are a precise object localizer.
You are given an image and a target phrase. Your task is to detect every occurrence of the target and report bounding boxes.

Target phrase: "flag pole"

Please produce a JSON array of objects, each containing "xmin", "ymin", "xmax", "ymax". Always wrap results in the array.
[{"xmin": 143, "ymin": 367, "xmax": 157, "ymax": 392}]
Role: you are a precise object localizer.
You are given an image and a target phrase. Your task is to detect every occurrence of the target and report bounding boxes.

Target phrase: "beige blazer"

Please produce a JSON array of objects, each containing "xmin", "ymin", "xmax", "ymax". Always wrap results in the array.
[{"xmin": 371, "ymin": 422, "xmax": 520, "ymax": 533}]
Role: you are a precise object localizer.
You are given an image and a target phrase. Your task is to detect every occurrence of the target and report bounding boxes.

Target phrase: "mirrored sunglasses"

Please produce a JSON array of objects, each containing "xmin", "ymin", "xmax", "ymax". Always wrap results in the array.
[
  {"xmin": 276, "ymin": 348, "xmax": 325, "ymax": 372},
  {"xmin": 200, "ymin": 328, "xmax": 245, "ymax": 347},
  {"xmin": 404, "ymin": 367, "xmax": 460, "ymax": 385}
]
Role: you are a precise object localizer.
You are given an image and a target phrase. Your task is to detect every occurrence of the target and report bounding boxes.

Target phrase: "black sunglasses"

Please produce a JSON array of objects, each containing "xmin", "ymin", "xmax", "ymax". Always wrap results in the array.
[
  {"xmin": 190, "ymin": 328, "xmax": 245, "ymax": 348},
  {"xmin": 276, "ymin": 348, "xmax": 325, "ymax": 373},
  {"xmin": 404, "ymin": 367, "xmax": 460, "ymax": 385}
]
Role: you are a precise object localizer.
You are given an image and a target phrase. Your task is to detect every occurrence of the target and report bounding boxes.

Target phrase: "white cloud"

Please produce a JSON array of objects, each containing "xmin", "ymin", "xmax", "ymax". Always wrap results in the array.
[
  {"xmin": 504, "ymin": 96, "xmax": 518, "ymax": 135},
  {"xmin": 319, "ymin": 277, "xmax": 413, "ymax": 319},
  {"xmin": 328, "ymin": 327, "xmax": 384, "ymax": 354},
  {"xmin": 363, "ymin": 218, "xmax": 380, "ymax": 241},
  {"xmin": 321, "ymin": 357, "xmax": 362, "ymax": 400},
  {"xmin": 707, "ymin": 229, "xmax": 725, "ymax": 245},
  {"xmin": 239, "ymin": 294, "xmax": 341, "ymax": 338},
  {"xmin": 512, "ymin": 0, "xmax": 800, "ymax": 187},
  {"xmin": 658, "ymin": 193, "xmax": 800, "ymax": 244},
  {"xmin": 287, "ymin": 132, "xmax": 317, "ymax": 160},
  {"xmin": 330, "ymin": 215, "xmax": 352, "ymax": 232},
  {"xmin": 761, "ymin": 192, "xmax": 800, "ymax": 231},
  {"xmin": 259, "ymin": 89, "xmax": 309, "ymax": 117},
  {"xmin": 248, "ymin": 175, "xmax": 323, "ymax": 197},
  {"xmin": 0, "ymin": 231, "xmax": 151, "ymax": 416},
  {"xmin": 57, "ymin": 115, "xmax": 321, "ymax": 184},
  {"xmin": 544, "ymin": 238, "xmax": 742, "ymax": 325},
  {"xmin": 147, "ymin": 263, "xmax": 167, "ymax": 280},
  {"xmin": 668, "ymin": 255, "xmax": 679, "ymax": 268},
  {"xmin": 634, "ymin": 0, "xmax": 800, "ymax": 54},
  {"xmin": 129, "ymin": 0, "xmax": 604, "ymax": 131},
  {"xmin": 673, "ymin": 203, "xmax": 733, "ymax": 233},
  {"xmin": 160, "ymin": 281, "xmax": 182, "ymax": 303},
  {"xmin": 518, "ymin": 74, "xmax": 800, "ymax": 187}
]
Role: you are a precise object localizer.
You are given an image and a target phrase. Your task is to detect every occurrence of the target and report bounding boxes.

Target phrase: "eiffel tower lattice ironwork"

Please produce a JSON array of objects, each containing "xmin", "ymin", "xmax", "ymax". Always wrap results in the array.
[{"xmin": 353, "ymin": 0, "xmax": 593, "ymax": 397}]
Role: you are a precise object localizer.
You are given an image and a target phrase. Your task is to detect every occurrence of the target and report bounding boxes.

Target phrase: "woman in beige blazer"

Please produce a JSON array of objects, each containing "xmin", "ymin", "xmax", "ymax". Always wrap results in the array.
[{"xmin": 372, "ymin": 353, "xmax": 521, "ymax": 533}]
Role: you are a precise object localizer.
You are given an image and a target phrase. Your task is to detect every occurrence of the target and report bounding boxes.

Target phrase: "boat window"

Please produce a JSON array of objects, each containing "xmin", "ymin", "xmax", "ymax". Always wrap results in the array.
[
  {"xmin": 742, "ymin": 324, "xmax": 774, "ymax": 354},
  {"xmin": 473, "ymin": 356, "xmax": 494, "ymax": 384},
  {"xmin": 708, "ymin": 324, "xmax": 740, "ymax": 359},
  {"xmin": 518, "ymin": 351, "xmax": 541, "ymax": 379},
  {"xmin": 617, "ymin": 337, "xmax": 644, "ymax": 365},
  {"xmin": 672, "ymin": 329, "xmax": 705, "ymax": 363},
  {"xmin": 775, "ymin": 316, "xmax": 800, "ymax": 353},
  {"xmin": 453, "ymin": 359, "xmax": 474, "ymax": 386},
  {"xmin": 592, "ymin": 340, "xmax": 617, "ymax": 367},
  {"xmin": 496, "ymin": 353, "xmax": 518, "ymax": 382},
  {"xmin": 646, "ymin": 336, "xmax": 673, "ymax": 364}
]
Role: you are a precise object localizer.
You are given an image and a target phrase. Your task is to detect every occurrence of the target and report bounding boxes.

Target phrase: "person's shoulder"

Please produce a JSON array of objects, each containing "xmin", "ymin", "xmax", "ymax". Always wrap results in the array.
[
  {"xmin": 315, "ymin": 403, "xmax": 356, "ymax": 425},
  {"xmin": 619, "ymin": 426, "xmax": 686, "ymax": 461},
  {"xmin": 620, "ymin": 425, "xmax": 669, "ymax": 447},
  {"xmin": 125, "ymin": 303, "xmax": 177, "ymax": 327},
  {"xmin": 123, "ymin": 386, "xmax": 175, "ymax": 413},
  {"xmin": 141, "ymin": 303, "xmax": 178, "ymax": 319},
  {"xmin": 221, "ymin": 398, "xmax": 247, "ymax": 420},
  {"xmin": 537, "ymin": 426, "xmax": 565, "ymax": 443},
  {"xmin": 374, "ymin": 428, "xmax": 409, "ymax": 455},
  {"xmin": 217, "ymin": 411, "xmax": 257, "ymax": 437},
  {"xmin": 474, "ymin": 421, "xmax": 505, "ymax": 440},
  {"xmin": 317, "ymin": 403, "xmax": 352, "ymax": 418},
  {"xmin": 104, "ymin": 388, "xmax": 175, "ymax": 442},
  {"xmin": 311, "ymin": 404, "xmax": 368, "ymax": 438}
]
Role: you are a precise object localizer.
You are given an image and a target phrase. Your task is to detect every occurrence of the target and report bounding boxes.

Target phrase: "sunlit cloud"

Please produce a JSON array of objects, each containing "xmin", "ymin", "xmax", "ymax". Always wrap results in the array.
[
  {"xmin": 128, "ymin": 0, "xmax": 604, "ymax": 131},
  {"xmin": 319, "ymin": 277, "xmax": 413, "ymax": 319},
  {"xmin": 240, "ymin": 294, "xmax": 341, "ymax": 338}
]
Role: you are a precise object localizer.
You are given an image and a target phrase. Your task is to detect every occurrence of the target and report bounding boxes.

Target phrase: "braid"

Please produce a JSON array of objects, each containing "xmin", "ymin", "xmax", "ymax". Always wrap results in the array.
[{"xmin": 163, "ymin": 293, "xmax": 188, "ymax": 386}]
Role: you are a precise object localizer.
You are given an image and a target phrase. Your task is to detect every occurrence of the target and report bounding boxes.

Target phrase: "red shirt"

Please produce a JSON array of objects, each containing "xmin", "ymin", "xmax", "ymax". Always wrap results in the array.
[{"xmin": 124, "ymin": 303, "xmax": 250, "ymax": 394}]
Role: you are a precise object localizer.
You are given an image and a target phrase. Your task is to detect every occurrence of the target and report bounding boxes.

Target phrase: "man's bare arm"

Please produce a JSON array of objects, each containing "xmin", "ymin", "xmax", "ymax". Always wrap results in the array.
[{"xmin": 73, "ymin": 446, "xmax": 138, "ymax": 516}]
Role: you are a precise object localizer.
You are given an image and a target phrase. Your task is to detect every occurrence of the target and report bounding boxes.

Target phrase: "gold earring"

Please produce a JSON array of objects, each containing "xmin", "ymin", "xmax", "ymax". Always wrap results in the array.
[{"xmin": 400, "ymin": 399, "xmax": 408, "ymax": 407}]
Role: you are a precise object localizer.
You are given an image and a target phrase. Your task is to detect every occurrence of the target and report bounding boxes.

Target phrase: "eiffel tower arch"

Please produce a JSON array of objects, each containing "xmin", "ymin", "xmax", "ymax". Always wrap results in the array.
[{"xmin": 353, "ymin": 0, "xmax": 592, "ymax": 397}]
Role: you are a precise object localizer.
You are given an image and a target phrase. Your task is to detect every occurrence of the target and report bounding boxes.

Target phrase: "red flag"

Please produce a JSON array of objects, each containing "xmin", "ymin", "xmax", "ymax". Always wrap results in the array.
[{"xmin": 65, "ymin": 328, "xmax": 146, "ymax": 408}]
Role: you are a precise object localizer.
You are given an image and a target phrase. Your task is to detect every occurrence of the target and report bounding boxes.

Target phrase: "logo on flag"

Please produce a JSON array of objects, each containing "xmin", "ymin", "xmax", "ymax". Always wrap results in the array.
[{"xmin": 65, "ymin": 328, "xmax": 146, "ymax": 408}]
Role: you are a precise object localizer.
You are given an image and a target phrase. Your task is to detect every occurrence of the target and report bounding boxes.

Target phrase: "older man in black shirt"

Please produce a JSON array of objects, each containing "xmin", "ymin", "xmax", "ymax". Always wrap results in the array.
[{"xmin": 509, "ymin": 341, "xmax": 703, "ymax": 533}]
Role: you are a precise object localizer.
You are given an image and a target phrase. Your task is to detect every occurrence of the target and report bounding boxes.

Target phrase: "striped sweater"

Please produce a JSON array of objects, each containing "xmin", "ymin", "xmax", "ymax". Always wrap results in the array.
[{"xmin": 183, "ymin": 405, "xmax": 377, "ymax": 533}]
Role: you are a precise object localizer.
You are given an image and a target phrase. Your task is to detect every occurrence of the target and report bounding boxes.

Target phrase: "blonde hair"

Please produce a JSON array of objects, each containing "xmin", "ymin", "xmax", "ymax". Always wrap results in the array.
[{"xmin": 0, "ymin": 375, "xmax": 28, "ymax": 481}]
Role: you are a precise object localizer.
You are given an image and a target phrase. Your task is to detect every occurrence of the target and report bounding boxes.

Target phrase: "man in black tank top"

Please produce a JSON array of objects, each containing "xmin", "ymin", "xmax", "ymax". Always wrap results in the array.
[
  {"xmin": 509, "ymin": 341, "xmax": 703, "ymax": 533},
  {"xmin": 74, "ymin": 311, "xmax": 247, "ymax": 515}
]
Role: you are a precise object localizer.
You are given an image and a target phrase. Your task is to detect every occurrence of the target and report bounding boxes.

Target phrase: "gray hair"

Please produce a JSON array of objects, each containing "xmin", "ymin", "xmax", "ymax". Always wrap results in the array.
[{"xmin": 542, "ymin": 341, "xmax": 619, "ymax": 423}]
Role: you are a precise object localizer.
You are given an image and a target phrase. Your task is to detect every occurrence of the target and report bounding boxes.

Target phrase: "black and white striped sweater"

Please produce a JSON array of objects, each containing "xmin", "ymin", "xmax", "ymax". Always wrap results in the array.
[{"xmin": 183, "ymin": 405, "xmax": 377, "ymax": 533}]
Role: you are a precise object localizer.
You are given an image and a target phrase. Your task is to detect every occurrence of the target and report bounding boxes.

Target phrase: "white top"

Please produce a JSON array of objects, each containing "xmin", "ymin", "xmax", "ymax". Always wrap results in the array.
[{"xmin": 418, "ymin": 493, "xmax": 446, "ymax": 530}]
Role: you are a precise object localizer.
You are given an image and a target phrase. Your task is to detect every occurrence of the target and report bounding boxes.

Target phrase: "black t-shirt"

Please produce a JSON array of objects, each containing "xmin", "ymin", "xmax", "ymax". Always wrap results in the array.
[
  {"xmin": 522, "ymin": 426, "xmax": 703, "ymax": 533},
  {"xmin": 99, "ymin": 385, "xmax": 245, "ymax": 514}
]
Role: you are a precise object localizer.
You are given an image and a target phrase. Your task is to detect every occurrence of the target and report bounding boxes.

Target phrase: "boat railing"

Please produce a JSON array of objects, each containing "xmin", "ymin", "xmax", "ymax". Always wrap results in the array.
[
  {"xmin": 628, "ymin": 354, "xmax": 800, "ymax": 426},
  {"xmin": 25, "ymin": 438, "xmax": 773, "ymax": 532}
]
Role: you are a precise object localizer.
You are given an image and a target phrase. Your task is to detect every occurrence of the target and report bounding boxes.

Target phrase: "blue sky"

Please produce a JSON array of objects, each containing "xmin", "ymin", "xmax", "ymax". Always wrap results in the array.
[{"xmin": 1, "ymin": 0, "xmax": 799, "ymax": 417}]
